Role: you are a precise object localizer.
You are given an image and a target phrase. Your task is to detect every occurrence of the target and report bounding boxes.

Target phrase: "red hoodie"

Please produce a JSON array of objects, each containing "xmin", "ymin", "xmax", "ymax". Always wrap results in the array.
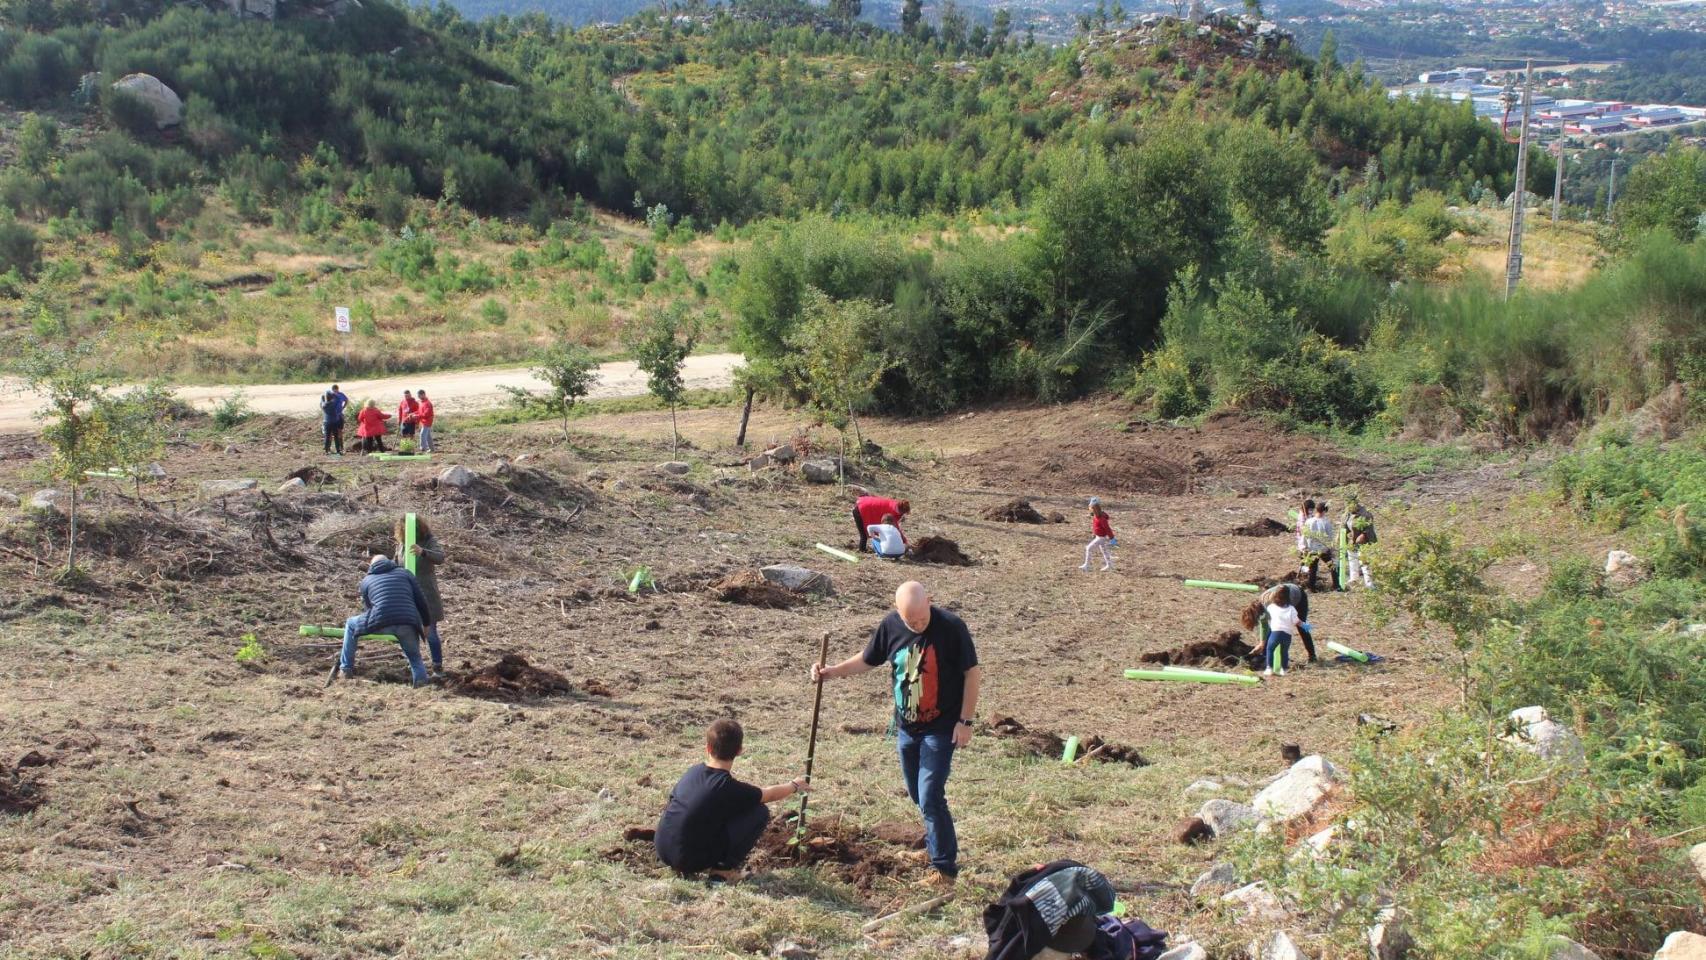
[
  {"xmin": 417, "ymin": 398, "xmax": 434, "ymax": 428},
  {"xmin": 398, "ymin": 396, "xmax": 420, "ymax": 426},
  {"xmin": 356, "ymin": 406, "xmax": 390, "ymax": 438},
  {"xmin": 1092, "ymin": 512, "xmax": 1114, "ymax": 538}
]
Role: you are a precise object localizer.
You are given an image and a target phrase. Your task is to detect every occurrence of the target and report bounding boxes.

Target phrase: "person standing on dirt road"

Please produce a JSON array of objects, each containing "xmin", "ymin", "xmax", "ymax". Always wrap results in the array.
[
  {"xmin": 336, "ymin": 554, "xmax": 434, "ymax": 687},
  {"xmin": 654, "ymin": 718, "xmax": 812, "ymax": 883},
  {"xmin": 320, "ymin": 384, "xmax": 348, "ymax": 456},
  {"xmin": 396, "ymin": 515, "xmax": 448, "ymax": 677},
  {"xmin": 812, "ymin": 581, "xmax": 981, "ymax": 886},
  {"xmin": 854, "ymin": 495, "xmax": 910, "ymax": 553}
]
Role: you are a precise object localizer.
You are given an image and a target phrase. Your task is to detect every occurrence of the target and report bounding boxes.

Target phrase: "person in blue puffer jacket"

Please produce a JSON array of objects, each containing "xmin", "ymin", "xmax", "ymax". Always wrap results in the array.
[{"xmin": 335, "ymin": 555, "xmax": 433, "ymax": 687}]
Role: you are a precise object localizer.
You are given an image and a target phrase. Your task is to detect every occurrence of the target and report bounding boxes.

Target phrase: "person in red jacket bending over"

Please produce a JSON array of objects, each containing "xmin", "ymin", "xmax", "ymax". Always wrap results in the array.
[{"xmin": 854, "ymin": 495, "xmax": 910, "ymax": 553}]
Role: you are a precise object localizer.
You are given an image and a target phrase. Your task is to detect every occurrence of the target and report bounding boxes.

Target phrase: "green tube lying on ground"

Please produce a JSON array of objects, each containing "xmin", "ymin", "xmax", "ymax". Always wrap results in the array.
[
  {"xmin": 1159, "ymin": 665, "xmax": 1263, "ymax": 685},
  {"xmin": 299, "ymin": 624, "xmax": 398, "ymax": 643},
  {"xmin": 816, "ymin": 543, "xmax": 859, "ymax": 564},
  {"xmin": 371, "ymin": 454, "xmax": 433, "ymax": 462},
  {"xmin": 1125, "ymin": 669, "xmax": 1254, "ymax": 685},
  {"xmin": 1327, "ymin": 640, "xmax": 1370, "ymax": 663},
  {"xmin": 1183, "ymin": 579, "xmax": 1261, "ymax": 593}
]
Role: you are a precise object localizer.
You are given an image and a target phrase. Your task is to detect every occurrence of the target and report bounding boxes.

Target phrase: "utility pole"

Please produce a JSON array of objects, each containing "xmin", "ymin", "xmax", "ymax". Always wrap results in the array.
[
  {"xmin": 1502, "ymin": 60, "xmax": 1534, "ymax": 301},
  {"xmin": 1551, "ymin": 141, "xmax": 1564, "ymax": 223},
  {"xmin": 1606, "ymin": 156, "xmax": 1619, "ymax": 223}
]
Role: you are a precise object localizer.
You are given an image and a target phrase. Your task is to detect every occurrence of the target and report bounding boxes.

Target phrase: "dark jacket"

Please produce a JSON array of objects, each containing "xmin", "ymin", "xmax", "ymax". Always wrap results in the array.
[
  {"xmin": 984, "ymin": 859, "xmax": 1116, "ymax": 960},
  {"xmin": 358, "ymin": 557, "xmax": 431, "ymax": 632}
]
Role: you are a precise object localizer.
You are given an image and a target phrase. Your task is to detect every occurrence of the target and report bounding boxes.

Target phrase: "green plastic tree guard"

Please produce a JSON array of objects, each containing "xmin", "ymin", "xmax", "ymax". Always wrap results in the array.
[
  {"xmin": 1061, "ymin": 735, "xmax": 1080, "ymax": 763},
  {"xmin": 299, "ymin": 624, "xmax": 398, "ymax": 643},
  {"xmin": 1159, "ymin": 665, "xmax": 1262, "ymax": 685},
  {"xmin": 816, "ymin": 543, "xmax": 859, "ymax": 564},
  {"xmin": 1327, "ymin": 640, "xmax": 1370, "ymax": 663},
  {"xmin": 1124, "ymin": 669, "xmax": 1251, "ymax": 685},
  {"xmin": 1183, "ymin": 579, "xmax": 1260, "ymax": 592},
  {"xmin": 404, "ymin": 512, "xmax": 418, "ymax": 575}
]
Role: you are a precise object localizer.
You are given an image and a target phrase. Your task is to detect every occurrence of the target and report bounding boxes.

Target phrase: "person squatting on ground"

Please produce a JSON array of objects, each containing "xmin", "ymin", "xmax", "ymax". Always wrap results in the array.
[
  {"xmin": 813, "ymin": 581, "xmax": 980, "ymax": 886},
  {"xmin": 854, "ymin": 494, "xmax": 910, "ymax": 553},
  {"xmin": 398, "ymin": 390, "xmax": 420, "ymax": 442},
  {"xmin": 1304, "ymin": 502, "xmax": 1338, "ymax": 592},
  {"xmin": 395, "ymin": 515, "xmax": 448, "ymax": 676},
  {"xmin": 416, "ymin": 389, "xmax": 435, "ymax": 453},
  {"xmin": 355, "ymin": 399, "xmax": 391, "ymax": 453},
  {"xmin": 1080, "ymin": 497, "xmax": 1115, "ymax": 572},
  {"xmin": 1260, "ymin": 585, "xmax": 1302, "ymax": 677},
  {"xmin": 868, "ymin": 513, "xmax": 908, "ymax": 559},
  {"xmin": 337, "ymin": 554, "xmax": 434, "ymax": 686},
  {"xmin": 320, "ymin": 383, "xmax": 348, "ymax": 456},
  {"xmin": 1245, "ymin": 583, "xmax": 1318, "ymax": 665},
  {"xmin": 653, "ymin": 719, "xmax": 811, "ymax": 883},
  {"xmin": 1343, "ymin": 496, "xmax": 1378, "ymax": 589}
]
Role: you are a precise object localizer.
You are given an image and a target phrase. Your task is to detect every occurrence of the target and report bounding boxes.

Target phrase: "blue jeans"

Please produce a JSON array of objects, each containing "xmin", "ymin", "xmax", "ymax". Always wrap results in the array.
[
  {"xmin": 1266, "ymin": 630, "xmax": 1292, "ymax": 672},
  {"xmin": 896, "ymin": 726, "xmax": 958, "ymax": 876},
  {"xmin": 340, "ymin": 618, "xmax": 428, "ymax": 686},
  {"xmin": 418, "ymin": 425, "xmax": 433, "ymax": 452},
  {"xmin": 426, "ymin": 623, "xmax": 442, "ymax": 670}
]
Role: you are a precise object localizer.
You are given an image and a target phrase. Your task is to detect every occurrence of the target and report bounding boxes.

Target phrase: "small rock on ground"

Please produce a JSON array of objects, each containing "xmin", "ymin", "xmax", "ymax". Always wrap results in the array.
[
  {"xmin": 1183, "ymin": 779, "xmax": 1223, "ymax": 797},
  {"xmin": 1157, "ymin": 944, "xmax": 1206, "ymax": 960},
  {"xmin": 1688, "ymin": 842, "xmax": 1706, "ymax": 884},
  {"xmin": 1251, "ymin": 755, "xmax": 1341, "ymax": 823},
  {"xmin": 201, "ymin": 479, "xmax": 258, "ymax": 496},
  {"xmin": 438, "ymin": 465, "xmax": 476, "ymax": 488},
  {"xmin": 1548, "ymin": 936, "xmax": 1601, "ymax": 960},
  {"xmin": 1502, "ymin": 706, "xmax": 1585, "ymax": 764},
  {"xmin": 658, "ymin": 461, "xmax": 691, "ymax": 475},
  {"xmin": 1655, "ymin": 931, "xmax": 1706, "ymax": 960},
  {"xmin": 771, "ymin": 941, "xmax": 815, "ymax": 960},
  {"xmin": 277, "ymin": 477, "xmax": 307, "ymax": 492},
  {"xmin": 1200, "ymin": 797, "xmax": 1257, "ymax": 836},
  {"xmin": 1190, "ymin": 862, "xmax": 1237, "ymax": 896},
  {"xmin": 801, "ymin": 459, "xmax": 841, "ymax": 483},
  {"xmin": 759, "ymin": 565, "xmax": 834, "ymax": 596},
  {"xmin": 1221, "ymin": 882, "xmax": 1286, "ymax": 922}
]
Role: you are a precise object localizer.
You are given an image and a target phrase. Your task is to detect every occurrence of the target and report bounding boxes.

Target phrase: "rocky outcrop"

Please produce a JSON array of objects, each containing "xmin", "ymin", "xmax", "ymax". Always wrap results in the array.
[
  {"xmin": 1655, "ymin": 931, "xmax": 1706, "ymax": 960},
  {"xmin": 111, "ymin": 74, "xmax": 183, "ymax": 128},
  {"xmin": 1251, "ymin": 755, "xmax": 1342, "ymax": 824},
  {"xmin": 1501, "ymin": 706, "xmax": 1585, "ymax": 764}
]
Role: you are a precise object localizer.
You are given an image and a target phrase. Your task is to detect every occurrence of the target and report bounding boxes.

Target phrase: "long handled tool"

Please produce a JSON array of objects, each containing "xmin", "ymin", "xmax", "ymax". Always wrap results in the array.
[{"xmin": 793, "ymin": 631, "xmax": 832, "ymax": 845}]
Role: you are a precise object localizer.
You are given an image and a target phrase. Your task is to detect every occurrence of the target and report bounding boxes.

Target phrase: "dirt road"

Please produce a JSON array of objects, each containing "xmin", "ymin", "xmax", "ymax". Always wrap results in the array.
[{"xmin": 0, "ymin": 352, "xmax": 743, "ymax": 434}]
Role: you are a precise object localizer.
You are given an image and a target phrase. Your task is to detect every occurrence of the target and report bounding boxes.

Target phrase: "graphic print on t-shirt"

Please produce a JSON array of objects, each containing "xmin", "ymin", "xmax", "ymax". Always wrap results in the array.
[{"xmin": 893, "ymin": 639, "xmax": 940, "ymax": 726}]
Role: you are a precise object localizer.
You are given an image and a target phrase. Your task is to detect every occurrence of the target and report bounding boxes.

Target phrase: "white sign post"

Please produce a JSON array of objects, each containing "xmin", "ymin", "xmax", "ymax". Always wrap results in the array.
[{"xmin": 334, "ymin": 306, "xmax": 351, "ymax": 373}]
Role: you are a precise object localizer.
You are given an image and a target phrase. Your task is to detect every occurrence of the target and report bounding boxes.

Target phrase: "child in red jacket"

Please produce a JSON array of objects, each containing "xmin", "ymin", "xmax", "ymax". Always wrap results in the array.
[{"xmin": 1080, "ymin": 497, "xmax": 1115, "ymax": 572}]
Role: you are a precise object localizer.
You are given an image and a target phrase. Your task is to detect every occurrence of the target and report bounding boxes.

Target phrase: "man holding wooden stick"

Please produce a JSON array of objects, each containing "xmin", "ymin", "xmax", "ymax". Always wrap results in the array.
[{"xmin": 812, "ymin": 581, "xmax": 981, "ymax": 886}]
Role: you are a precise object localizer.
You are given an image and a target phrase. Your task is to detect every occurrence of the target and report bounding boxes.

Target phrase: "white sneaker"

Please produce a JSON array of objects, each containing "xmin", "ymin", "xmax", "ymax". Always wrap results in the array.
[
  {"xmin": 1079, "ymin": 564, "xmax": 1090, "ymax": 571},
  {"xmin": 1276, "ymin": 668, "xmax": 1287, "ymax": 676},
  {"xmin": 1261, "ymin": 669, "xmax": 1273, "ymax": 677}
]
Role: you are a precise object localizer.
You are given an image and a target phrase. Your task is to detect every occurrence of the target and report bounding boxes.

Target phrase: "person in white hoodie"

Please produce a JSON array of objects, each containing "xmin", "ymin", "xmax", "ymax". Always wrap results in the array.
[
  {"xmin": 867, "ymin": 513, "xmax": 908, "ymax": 559},
  {"xmin": 1262, "ymin": 587, "xmax": 1301, "ymax": 678}
]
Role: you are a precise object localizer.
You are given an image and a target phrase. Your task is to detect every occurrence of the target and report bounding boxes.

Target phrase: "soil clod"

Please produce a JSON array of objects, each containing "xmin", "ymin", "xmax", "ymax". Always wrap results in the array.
[
  {"xmin": 1173, "ymin": 816, "xmax": 1213, "ymax": 845},
  {"xmin": 986, "ymin": 715, "xmax": 1147, "ymax": 767},
  {"xmin": 748, "ymin": 818, "xmax": 915, "ymax": 892},
  {"xmin": 708, "ymin": 570, "xmax": 801, "ymax": 609},
  {"xmin": 981, "ymin": 499, "xmax": 1047, "ymax": 524},
  {"xmin": 1139, "ymin": 630, "xmax": 1259, "ymax": 668},
  {"xmin": 286, "ymin": 466, "xmax": 337, "ymax": 486},
  {"xmin": 0, "ymin": 762, "xmax": 44, "ymax": 815},
  {"xmin": 1231, "ymin": 518, "xmax": 1289, "ymax": 537},
  {"xmin": 910, "ymin": 536, "xmax": 973, "ymax": 566},
  {"xmin": 446, "ymin": 654, "xmax": 574, "ymax": 701},
  {"xmin": 622, "ymin": 826, "xmax": 656, "ymax": 843}
]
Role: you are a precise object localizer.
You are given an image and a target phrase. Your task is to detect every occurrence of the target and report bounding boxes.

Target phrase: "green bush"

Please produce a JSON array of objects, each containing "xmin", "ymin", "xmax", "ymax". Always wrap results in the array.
[{"xmin": 0, "ymin": 219, "xmax": 42, "ymax": 278}]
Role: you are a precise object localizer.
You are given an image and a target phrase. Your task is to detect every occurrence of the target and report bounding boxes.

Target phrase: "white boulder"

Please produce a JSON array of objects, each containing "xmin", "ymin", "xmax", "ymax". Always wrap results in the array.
[
  {"xmin": 764, "ymin": 443, "xmax": 797, "ymax": 463},
  {"xmin": 1688, "ymin": 842, "xmax": 1706, "ymax": 884},
  {"xmin": 438, "ymin": 465, "xmax": 476, "ymax": 489},
  {"xmin": 1184, "ymin": 779, "xmax": 1224, "ymax": 797},
  {"xmin": 1158, "ymin": 944, "xmax": 1207, "ymax": 960},
  {"xmin": 1251, "ymin": 755, "xmax": 1342, "ymax": 823},
  {"xmin": 1200, "ymin": 798, "xmax": 1258, "ymax": 836},
  {"xmin": 1502, "ymin": 706, "xmax": 1585, "ymax": 764},
  {"xmin": 760, "ymin": 565, "xmax": 834, "ymax": 596},
  {"xmin": 111, "ymin": 73, "xmax": 184, "ymax": 128},
  {"xmin": 1190, "ymin": 861, "xmax": 1237, "ymax": 896},
  {"xmin": 1655, "ymin": 931, "xmax": 1706, "ymax": 960},
  {"xmin": 801, "ymin": 459, "xmax": 841, "ymax": 484},
  {"xmin": 29, "ymin": 489, "xmax": 64, "ymax": 512},
  {"xmin": 1249, "ymin": 930, "xmax": 1307, "ymax": 960},
  {"xmin": 1604, "ymin": 549, "xmax": 1647, "ymax": 587},
  {"xmin": 1221, "ymin": 882, "xmax": 1286, "ymax": 922},
  {"xmin": 277, "ymin": 477, "xmax": 306, "ymax": 493}
]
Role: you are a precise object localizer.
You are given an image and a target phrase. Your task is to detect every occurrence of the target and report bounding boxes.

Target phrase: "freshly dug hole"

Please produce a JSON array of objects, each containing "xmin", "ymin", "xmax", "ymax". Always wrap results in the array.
[
  {"xmin": 986, "ymin": 715, "xmax": 1148, "ymax": 767},
  {"xmin": 748, "ymin": 817, "xmax": 918, "ymax": 893},
  {"xmin": 708, "ymin": 570, "xmax": 801, "ymax": 608},
  {"xmin": 0, "ymin": 762, "xmax": 44, "ymax": 815},
  {"xmin": 1139, "ymin": 630, "xmax": 1259, "ymax": 667},
  {"xmin": 447, "ymin": 654, "xmax": 574, "ymax": 700}
]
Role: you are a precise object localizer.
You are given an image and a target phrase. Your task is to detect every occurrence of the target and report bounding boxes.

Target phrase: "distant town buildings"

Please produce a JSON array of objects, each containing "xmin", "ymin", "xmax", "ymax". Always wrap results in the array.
[{"xmin": 1390, "ymin": 68, "xmax": 1706, "ymax": 143}]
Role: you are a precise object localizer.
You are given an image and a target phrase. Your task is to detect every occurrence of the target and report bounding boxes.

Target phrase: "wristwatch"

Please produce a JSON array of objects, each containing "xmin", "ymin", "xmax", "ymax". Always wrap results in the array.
[{"xmin": 957, "ymin": 718, "xmax": 975, "ymax": 728}]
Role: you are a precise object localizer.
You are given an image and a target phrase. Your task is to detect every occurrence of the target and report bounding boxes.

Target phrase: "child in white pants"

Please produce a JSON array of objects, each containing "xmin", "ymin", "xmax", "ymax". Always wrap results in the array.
[{"xmin": 1080, "ymin": 497, "xmax": 1115, "ymax": 571}]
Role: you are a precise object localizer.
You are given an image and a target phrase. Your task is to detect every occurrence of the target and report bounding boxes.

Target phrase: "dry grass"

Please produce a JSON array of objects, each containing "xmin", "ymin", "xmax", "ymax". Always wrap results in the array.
[{"xmin": 0, "ymin": 400, "xmax": 1578, "ymax": 958}]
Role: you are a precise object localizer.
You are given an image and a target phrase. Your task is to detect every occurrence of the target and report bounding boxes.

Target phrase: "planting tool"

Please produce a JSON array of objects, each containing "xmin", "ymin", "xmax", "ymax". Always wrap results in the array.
[
  {"xmin": 1183, "ymin": 579, "xmax": 1260, "ymax": 593},
  {"xmin": 1124, "ymin": 668, "xmax": 1259, "ymax": 686},
  {"xmin": 792, "ymin": 631, "xmax": 832, "ymax": 846},
  {"xmin": 404, "ymin": 512, "xmax": 418, "ymax": 575},
  {"xmin": 815, "ymin": 543, "xmax": 859, "ymax": 564},
  {"xmin": 1061, "ymin": 735, "xmax": 1081, "ymax": 764},
  {"xmin": 1328, "ymin": 641, "xmax": 1371, "ymax": 663}
]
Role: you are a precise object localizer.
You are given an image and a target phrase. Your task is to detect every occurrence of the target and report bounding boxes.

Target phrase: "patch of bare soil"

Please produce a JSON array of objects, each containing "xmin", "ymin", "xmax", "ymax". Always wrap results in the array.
[
  {"xmin": 986, "ymin": 715, "xmax": 1148, "ymax": 767},
  {"xmin": 910, "ymin": 536, "xmax": 973, "ymax": 566},
  {"xmin": 285, "ymin": 465, "xmax": 337, "ymax": 486},
  {"xmin": 1139, "ymin": 630, "xmax": 1259, "ymax": 668},
  {"xmin": 446, "ymin": 654, "xmax": 574, "ymax": 700},
  {"xmin": 981, "ymin": 499, "xmax": 1047, "ymax": 523},
  {"xmin": 749, "ymin": 817, "xmax": 918, "ymax": 893},
  {"xmin": 1231, "ymin": 518, "xmax": 1289, "ymax": 537},
  {"xmin": 0, "ymin": 759, "xmax": 45, "ymax": 814},
  {"xmin": 709, "ymin": 570, "xmax": 801, "ymax": 609},
  {"xmin": 957, "ymin": 412, "xmax": 1377, "ymax": 496}
]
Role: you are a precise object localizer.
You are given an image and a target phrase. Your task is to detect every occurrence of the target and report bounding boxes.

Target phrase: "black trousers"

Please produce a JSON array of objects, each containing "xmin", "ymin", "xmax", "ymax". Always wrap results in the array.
[
  {"xmin": 853, "ymin": 506, "xmax": 869, "ymax": 552},
  {"xmin": 323, "ymin": 420, "xmax": 344, "ymax": 454},
  {"xmin": 1306, "ymin": 551, "xmax": 1339, "ymax": 592}
]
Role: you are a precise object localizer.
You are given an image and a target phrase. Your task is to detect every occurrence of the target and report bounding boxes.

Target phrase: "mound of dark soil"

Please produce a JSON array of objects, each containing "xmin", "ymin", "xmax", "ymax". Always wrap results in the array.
[
  {"xmin": 748, "ymin": 817, "xmax": 917, "ymax": 892},
  {"xmin": 1249, "ymin": 569, "xmax": 1305, "ymax": 590},
  {"xmin": 1139, "ymin": 630, "xmax": 1258, "ymax": 667},
  {"xmin": 1231, "ymin": 518, "xmax": 1289, "ymax": 537},
  {"xmin": 286, "ymin": 466, "xmax": 337, "ymax": 486},
  {"xmin": 709, "ymin": 570, "xmax": 800, "ymax": 609},
  {"xmin": 1173, "ymin": 816, "xmax": 1213, "ymax": 845},
  {"xmin": 986, "ymin": 715, "xmax": 1148, "ymax": 767},
  {"xmin": 0, "ymin": 762, "xmax": 44, "ymax": 815},
  {"xmin": 981, "ymin": 499, "xmax": 1047, "ymax": 523},
  {"xmin": 447, "ymin": 654, "xmax": 573, "ymax": 700},
  {"xmin": 911, "ymin": 536, "xmax": 973, "ymax": 566}
]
